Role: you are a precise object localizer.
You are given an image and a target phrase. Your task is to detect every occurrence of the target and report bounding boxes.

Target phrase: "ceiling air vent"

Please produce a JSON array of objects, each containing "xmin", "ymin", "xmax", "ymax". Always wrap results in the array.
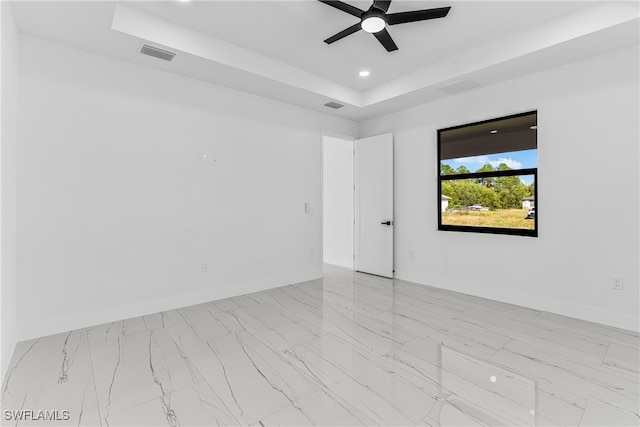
[
  {"xmin": 140, "ymin": 44, "xmax": 176, "ymax": 62},
  {"xmin": 439, "ymin": 78, "xmax": 480, "ymax": 94},
  {"xmin": 324, "ymin": 101, "xmax": 345, "ymax": 109}
]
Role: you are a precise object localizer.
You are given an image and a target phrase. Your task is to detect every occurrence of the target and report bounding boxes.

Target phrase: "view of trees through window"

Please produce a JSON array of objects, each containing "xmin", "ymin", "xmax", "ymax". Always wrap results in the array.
[{"xmin": 438, "ymin": 111, "xmax": 538, "ymax": 236}]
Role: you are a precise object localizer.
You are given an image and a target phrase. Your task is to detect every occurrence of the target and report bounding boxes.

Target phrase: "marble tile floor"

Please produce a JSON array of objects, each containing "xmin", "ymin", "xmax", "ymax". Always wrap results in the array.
[{"xmin": 1, "ymin": 264, "xmax": 638, "ymax": 426}]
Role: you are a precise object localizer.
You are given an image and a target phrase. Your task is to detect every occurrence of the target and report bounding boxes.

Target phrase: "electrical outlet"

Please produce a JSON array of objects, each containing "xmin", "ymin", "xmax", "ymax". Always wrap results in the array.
[
  {"xmin": 409, "ymin": 250, "xmax": 415, "ymax": 259},
  {"xmin": 199, "ymin": 153, "xmax": 209, "ymax": 166},
  {"xmin": 202, "ymin": 262, "xmax": 209, "ymax": 272},
  {"xmin": 612, "ymin": 277, "xmax": 623, "ymax": 290}
]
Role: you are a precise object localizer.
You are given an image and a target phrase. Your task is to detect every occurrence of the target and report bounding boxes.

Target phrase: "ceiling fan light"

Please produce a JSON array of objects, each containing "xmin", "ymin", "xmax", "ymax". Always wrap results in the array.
[{"xmin": 361, "ymin": 16, "xmax": 385, "ymax": 33}]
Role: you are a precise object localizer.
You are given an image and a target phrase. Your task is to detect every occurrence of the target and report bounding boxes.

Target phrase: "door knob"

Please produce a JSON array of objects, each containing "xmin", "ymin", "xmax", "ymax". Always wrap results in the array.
[{"xmin": 381, "ymin": 221, "xmax": 393, "ymax": 226}]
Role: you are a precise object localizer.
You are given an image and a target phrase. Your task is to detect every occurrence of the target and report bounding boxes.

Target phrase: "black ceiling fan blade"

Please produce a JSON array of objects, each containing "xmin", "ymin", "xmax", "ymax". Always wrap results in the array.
[
  {"xmin": 324, "ymin": 23, "xmax": 362, "ymax": 44},
  {"xmin": 373, "ymin": 0, "xmax": 392, "ymax": 12},
  {"xmin": 387, "ymin": 6, "xmax": 451, "ymax": 25},
  {"xmin": 373, "ymin": 28, "xmax": 398, "ymax": 52},
  {"xmin": 318, "ymin": 1, "xmax": 364, "ymax": 18}
]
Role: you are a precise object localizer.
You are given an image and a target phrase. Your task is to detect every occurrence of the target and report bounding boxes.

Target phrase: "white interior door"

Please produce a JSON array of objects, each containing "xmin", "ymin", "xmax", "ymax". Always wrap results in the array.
[{"xmin": 355, "ymin": 133, "xmax": 393, "ymax": 278}]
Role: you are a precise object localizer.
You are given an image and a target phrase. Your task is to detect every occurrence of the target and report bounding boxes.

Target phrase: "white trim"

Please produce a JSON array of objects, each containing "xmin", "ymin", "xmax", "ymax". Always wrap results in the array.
[
  {"xmin": 320, "ymin": 130, "xmax": 357, "ymax": 141},
  {"xmin": 17, "ymin": 270, "xmax": 321, "ymax": 342},
  {"xmin": 396, "ymin": 270, "xmax": 639, "ymax": 332}
]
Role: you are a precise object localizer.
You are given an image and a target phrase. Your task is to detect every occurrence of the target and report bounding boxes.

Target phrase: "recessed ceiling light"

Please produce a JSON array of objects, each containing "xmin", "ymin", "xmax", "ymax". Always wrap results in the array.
[
  {"xmin": 490, "ymin": 375, "xmax": 497, "ymax": 383},
  {"xmin": 490, "ymin": 130, "xmax": 498, "ymax": 134},
  {"xmin": 359, "ymin": 70, "xmax": 370, "ymax": 77}
]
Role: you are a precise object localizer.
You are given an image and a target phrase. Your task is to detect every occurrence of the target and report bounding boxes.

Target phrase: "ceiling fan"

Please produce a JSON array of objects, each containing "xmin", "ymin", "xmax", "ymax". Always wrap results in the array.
[{"xmin": 319, "ymin": 0, "xmax": 451, "ymax": 52}]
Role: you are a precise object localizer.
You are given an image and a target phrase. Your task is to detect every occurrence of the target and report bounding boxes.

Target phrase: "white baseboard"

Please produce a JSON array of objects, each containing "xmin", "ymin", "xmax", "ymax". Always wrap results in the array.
[
  {"xmin": 396, "ymin": 270, "xmax": 640, "ymax": 333},
  {"xmin": 323, "ymin": 259, "xmax": 353, "ymax": 269},
  {"xmin": 16, "ymin": 267, "xmax": 637, "ymax": 342},
  {"xmin": 17, "ymin": 269, "xmax": 322, "ymax": 342}
]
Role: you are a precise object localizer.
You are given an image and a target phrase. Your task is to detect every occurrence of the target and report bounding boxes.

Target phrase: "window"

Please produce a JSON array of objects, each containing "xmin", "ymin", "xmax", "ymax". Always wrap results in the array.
[{"xmin": 438, "ymin": 111, "xmax": 538, "ymax": 237}]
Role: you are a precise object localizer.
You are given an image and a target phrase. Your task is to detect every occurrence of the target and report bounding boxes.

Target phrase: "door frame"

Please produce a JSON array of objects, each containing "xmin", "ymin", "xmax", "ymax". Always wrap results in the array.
[{"xmin": 320, "ymin": 131, "xmax": 394, "ymax": 277}]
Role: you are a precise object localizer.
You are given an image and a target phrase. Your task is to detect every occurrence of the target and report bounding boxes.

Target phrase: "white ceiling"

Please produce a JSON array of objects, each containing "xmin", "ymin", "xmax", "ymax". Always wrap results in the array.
[{"xmin": 10, "ymin": 0, "xmax": 640, "ymax": 121}]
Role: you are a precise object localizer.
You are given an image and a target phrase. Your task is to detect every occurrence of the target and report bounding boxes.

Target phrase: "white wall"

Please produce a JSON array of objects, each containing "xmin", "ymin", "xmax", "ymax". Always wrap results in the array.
[
  {"xmin": 360, "ymin": 46, "xmax": 639, "ymax": 331},
  {"xmin": 322, "ymin": 136, "xmax": 353, "ymax": 268},
  {"xmin": 9, "ymin": 26, "xmax": 639, "ymax": 353},
  {"xmin": 0, "ymin": 1, "xmax": 19, "ymax": 381},
  {"xmin": 17, "ymin": 36, "xmax": 357, "ymax": 340}
]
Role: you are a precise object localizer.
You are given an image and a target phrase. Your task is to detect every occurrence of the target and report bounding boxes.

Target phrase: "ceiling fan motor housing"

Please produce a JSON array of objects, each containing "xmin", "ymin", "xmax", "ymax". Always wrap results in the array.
[{"xmin": 361, "ymin": 7, "xmax": 386, "ymax": 33}]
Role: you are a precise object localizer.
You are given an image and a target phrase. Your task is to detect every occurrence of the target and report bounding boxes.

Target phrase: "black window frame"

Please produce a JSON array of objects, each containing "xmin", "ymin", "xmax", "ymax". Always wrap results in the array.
[{"xmin": 437, "ymin": 111, "xmax": 538, "ymax": 237}]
